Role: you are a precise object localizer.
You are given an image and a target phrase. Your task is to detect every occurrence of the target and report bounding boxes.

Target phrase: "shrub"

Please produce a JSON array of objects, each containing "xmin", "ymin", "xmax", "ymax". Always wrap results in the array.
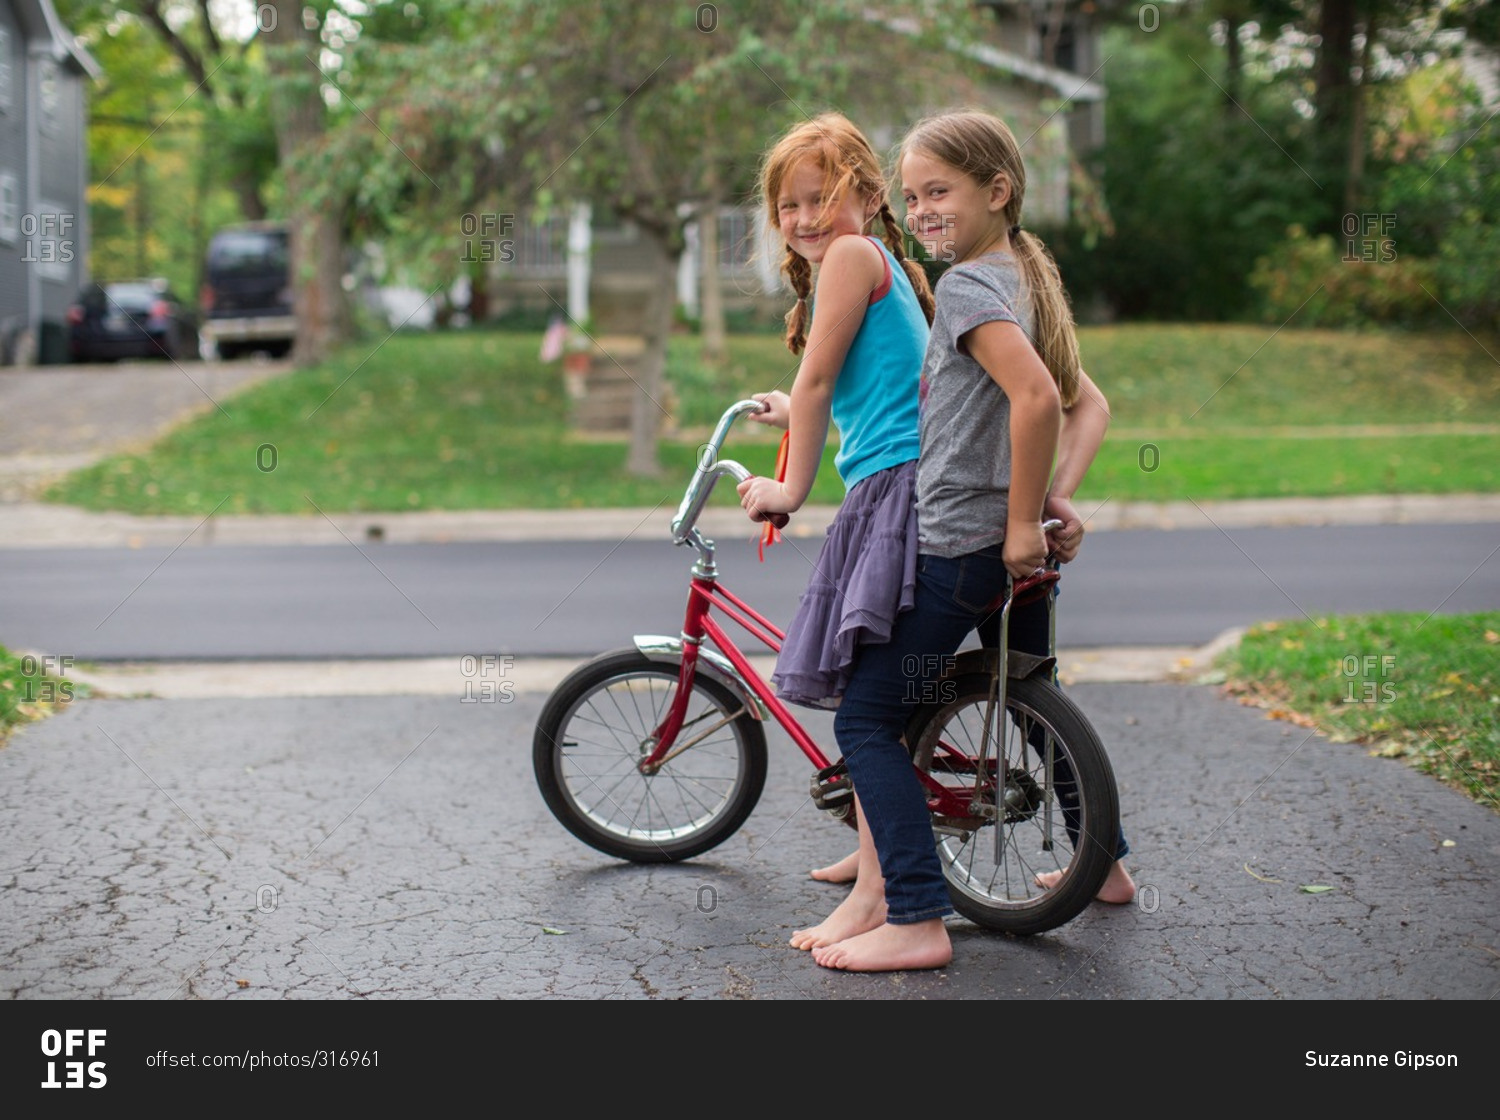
[{"xmin": 1249, "ymin": 225, "xmax": 1441, "ymax": 328}]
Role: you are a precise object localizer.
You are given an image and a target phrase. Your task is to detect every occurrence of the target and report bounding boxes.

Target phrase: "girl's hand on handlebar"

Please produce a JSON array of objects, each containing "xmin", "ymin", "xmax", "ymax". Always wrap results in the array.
[
  {"xmin": 747, "ymin": 391, "xmax": 790, "ymax": 430},
  {"xmin": 1043, "ymin": 495, "xmax": 1085, "ymax": 564},
  {"xmin": 1002, "ymin": 523, "xmax": 1048, "ymax": 579},
  {"xmin": 738, "ymin": 475, "xmax": 796, "ymax": 525}
]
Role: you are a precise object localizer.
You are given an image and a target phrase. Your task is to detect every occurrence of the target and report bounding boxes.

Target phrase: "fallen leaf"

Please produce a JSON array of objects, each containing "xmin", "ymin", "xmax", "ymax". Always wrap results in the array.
[
  {"xmin": 1300, "ymin": 884, "xmax": 1335, "ymax": 894},
  {"xmin": 541, "ymin": 926, "xmax": 568, "ymax": 935},
  {"xmin": 1484, "ymin": 630, "xmax": 1498, "ymax": 644},
  {"xmin": 1244, "ymin": 862, "xmax": 1282, "ymax": 883},
  {"xmin": 1441, "ymin": 839, "xmax": 1456, "ymax": 848},
  {"xmin": 236, "ymin": 979, "xmax": 250, "ymax": 988}
]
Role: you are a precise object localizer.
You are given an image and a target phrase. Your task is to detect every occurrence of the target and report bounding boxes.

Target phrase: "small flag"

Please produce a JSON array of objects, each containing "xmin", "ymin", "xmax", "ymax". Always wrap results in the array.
[
  {"xmin": 758, "ymin": 431, "xmax": 790, "ymax": 561},
  {"xmin": 539, "ymin": 315, "xmax": 567, "ymax": 363}
]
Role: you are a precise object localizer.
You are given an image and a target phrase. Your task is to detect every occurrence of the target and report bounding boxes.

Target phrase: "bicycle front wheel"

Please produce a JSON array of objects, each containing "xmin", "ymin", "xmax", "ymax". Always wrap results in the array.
[
  {"xmin": 532, "ymin": 649, "xmax": 768, "ymax": 863},
  {"xmin": 906, "ymin": 673, "xmax": 1120, "ymax": 936}
]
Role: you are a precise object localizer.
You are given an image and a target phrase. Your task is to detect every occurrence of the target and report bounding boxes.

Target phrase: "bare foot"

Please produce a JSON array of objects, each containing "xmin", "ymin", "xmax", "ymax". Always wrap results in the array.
[
  {"xmin": 811, "ymin": 918, "xmax": 952, "ymax": 972},
  {"xmin": 790, "ymin": 887, "xmax": 886, "ymax": 950},
  {"xmin": 1034, "ymin": 861, "xmax": 1138, "ymax": 904},
  {"xmin": 810, "ymin": 851, "xmax": 860, "ymax": 884}
]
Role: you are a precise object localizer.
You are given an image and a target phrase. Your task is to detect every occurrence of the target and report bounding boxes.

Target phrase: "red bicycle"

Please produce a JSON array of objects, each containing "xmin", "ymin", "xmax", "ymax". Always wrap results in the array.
[{"xmin": 533, "ymin": 399, "xmax": 1121, "ymax": 935}]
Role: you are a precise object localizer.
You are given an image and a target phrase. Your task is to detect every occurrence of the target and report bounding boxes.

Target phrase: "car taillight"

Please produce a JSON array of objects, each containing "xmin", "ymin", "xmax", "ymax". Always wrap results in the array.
[
  {"xmin": 66, "ymin": 305, "xmax": 84, "ymax": 326},
  {"xmin": 151, "ymin": 300, "xmax": 170, "ymax": 320},
  {"xmin": 199, "ymin": 284, "xmax": 214, "ymax": 312}
]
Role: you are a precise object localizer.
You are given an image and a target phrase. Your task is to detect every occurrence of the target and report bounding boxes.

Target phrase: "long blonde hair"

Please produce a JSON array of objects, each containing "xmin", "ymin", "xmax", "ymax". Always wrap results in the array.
[
  {"xmin": 759, "ymin": 112, "xmax": 935, "ymax": 355},
  {"xmin": 899, "ymin": 109, "xmax": 1082, "ymax": 406}
]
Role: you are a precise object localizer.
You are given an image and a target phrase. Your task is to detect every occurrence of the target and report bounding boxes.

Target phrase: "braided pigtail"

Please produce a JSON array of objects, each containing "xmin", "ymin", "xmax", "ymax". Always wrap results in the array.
[
  {"xmin": 878, "ymin": 202, "xmax": 935, "ymax": 324},
  {"xmin": 782, "ymin": 248, "xmax": 813, "ymax": 355}
]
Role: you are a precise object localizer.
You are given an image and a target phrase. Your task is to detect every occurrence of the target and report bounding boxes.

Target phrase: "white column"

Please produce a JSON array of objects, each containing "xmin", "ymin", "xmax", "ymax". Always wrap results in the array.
[
  {"xmin": 753, "ymin": 206, "xmax": 781, "ymax": 295},
  {"xmin": 677, "ymin": 217, "xmax": 700, "ymax": 318},
  {"xmin": 566, "ymin": 201, "xmax": 591, "ymax": 325}
]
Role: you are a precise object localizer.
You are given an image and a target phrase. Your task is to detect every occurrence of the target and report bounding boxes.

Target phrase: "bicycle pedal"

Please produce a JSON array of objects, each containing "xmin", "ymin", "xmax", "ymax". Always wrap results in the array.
[{"xmin": 810, "ymin": 762, "xmax": 853, "ymax": 813}]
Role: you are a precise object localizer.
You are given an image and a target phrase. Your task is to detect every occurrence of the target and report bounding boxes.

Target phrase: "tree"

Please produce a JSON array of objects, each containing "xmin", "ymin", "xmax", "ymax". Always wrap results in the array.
[
  {"xmin": 329, "ymin": 0, "xmax": 985, "ymax": 475},
  {"xmin": 261, "ymin": 1, "xmax": 352, "ymax": 365}
]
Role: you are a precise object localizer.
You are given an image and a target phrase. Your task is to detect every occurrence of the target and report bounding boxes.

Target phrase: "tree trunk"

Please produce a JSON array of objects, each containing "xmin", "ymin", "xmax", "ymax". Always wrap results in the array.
[
  {"xmin": 230, "ymin": 171, "xmax": 267, "ymax": 223},
  {"xmin": 699, "ymin": 197, "xmax": 727, "ymax": 365},
  {"xmin": 1315, "ymin": 0, "xmax": 1358, "ymax": 223},
  {"xmin": 263, "ymin": 2, "xmax": 351, "ymax": 366},
  {"xmin": 1345, "ymin": 12, "xmax": 1377, "ymax": 215},
  {"xmin": 626, "ymin": 230, "xmax": 677, "ymax": 478},
  {"xmin": 1224, "ymin": 17, "xmax": 1242, "ymax": 113}
]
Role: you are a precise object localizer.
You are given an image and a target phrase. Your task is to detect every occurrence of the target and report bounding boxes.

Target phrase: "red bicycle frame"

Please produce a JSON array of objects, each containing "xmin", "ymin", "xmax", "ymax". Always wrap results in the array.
[{"xmin": 640, "ymin": 398, "xmax": 1063, "ymax": 825}]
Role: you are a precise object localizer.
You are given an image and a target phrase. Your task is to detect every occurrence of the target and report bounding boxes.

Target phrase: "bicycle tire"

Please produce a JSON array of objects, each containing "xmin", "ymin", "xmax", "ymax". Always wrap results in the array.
[
  {"xmin": 533, "ymin": 649, "xmax": 769, "ymax": 862},
  {"xmin": 905, "ymin": 672, "xmax": 1120, "ymax": 936}
]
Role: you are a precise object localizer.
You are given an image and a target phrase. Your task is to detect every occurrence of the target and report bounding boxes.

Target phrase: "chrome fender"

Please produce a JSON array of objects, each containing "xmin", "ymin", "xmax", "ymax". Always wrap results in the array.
[{"xmin": 633, "ymin": 635, "xmax": 769, "ymax": 721}]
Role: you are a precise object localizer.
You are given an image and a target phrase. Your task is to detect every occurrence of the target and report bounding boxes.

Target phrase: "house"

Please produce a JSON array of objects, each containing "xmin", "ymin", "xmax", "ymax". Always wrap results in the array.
[
  {"xmin": 0, "ymin": 0, "xmax": 98, "ymax": 365},
  {"xmin": 482, "ymin": 1, "xmax": 1106, "ymax": 328}
]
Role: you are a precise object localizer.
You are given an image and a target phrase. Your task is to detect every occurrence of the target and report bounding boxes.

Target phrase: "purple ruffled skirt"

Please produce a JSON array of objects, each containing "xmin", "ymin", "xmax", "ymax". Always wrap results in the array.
[{"xmin": 772, "ymin": 460, "xmax": 919, "ymax": 710}]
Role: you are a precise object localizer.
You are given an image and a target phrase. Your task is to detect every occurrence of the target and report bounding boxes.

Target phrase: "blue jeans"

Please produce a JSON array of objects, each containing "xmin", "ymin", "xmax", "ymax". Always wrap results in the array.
[
  {"xmin": 835, "ymin": 547, "xmax": 1014, "ymax": 923},
  {"xmin": 836, "ymin": 547, "xmax": 1127, "ymax": 924}
]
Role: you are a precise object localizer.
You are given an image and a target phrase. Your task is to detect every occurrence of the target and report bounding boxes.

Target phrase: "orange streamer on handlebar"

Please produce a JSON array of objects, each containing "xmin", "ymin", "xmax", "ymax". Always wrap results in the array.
[{"xmin": 758, "ymin": 431, "xmax": 790, "ymax": 562}]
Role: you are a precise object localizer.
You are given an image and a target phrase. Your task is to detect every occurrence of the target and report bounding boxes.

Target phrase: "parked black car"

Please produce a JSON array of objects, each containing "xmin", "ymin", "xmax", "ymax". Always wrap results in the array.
[
  {"xmin": 67, "ymin": 279, "xmax": 201, "ymax": 363},
  {"xmin": 199, "ymin": 222, "xmax": 296, "ymax": 359}
]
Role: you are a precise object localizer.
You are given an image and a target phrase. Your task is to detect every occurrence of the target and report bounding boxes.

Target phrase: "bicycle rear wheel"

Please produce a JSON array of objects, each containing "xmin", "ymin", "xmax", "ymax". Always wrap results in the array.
[
  {"xmin": 533, "ymin": 649, "xmax": 768, "ymax": 862},
  {"xmin": 905, "ymin": 672, "xmax": 1120, "ymax": 936}
]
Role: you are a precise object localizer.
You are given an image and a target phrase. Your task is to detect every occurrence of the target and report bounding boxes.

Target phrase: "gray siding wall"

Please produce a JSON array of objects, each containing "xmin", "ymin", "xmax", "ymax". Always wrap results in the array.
[
  {"xmin": 0, "ymin": 5, "xmax": 27, "ymax": 339},
  {"xmin": 33, "ymin": 51, "xmax": 84, "ymax": 323}
]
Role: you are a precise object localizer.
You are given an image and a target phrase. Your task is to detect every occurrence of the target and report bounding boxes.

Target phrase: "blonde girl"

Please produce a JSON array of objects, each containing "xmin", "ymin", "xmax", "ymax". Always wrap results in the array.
[{"xmin": 806, "ymin": 109, "xmax": 1133, "ymax": 974}]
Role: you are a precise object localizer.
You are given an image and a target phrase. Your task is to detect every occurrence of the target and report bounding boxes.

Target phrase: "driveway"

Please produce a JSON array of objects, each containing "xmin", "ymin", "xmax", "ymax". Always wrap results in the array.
[{"xmin": 0, "ymin": 358, "xmax": 292, "ymax": 501}]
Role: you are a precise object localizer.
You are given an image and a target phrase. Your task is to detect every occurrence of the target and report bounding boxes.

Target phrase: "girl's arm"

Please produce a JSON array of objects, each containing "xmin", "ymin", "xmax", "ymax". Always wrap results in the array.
[
  {"xmin": 963, "ymin": 319, "xmax": 1062, "ymax": 578},
  {"xmin": 738, "ymin": 235, "xmax": 883, "ymax": 519},
  {"xmin": 1046, "ymin": 367, "xmax": 1110, "ymax": 562}
]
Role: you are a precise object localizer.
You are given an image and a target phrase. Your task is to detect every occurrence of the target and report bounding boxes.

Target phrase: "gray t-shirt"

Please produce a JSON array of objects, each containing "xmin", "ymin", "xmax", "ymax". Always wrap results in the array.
[{"xmin": 915, "ymin": 252, "xmax": 1035, "ymax": 558}]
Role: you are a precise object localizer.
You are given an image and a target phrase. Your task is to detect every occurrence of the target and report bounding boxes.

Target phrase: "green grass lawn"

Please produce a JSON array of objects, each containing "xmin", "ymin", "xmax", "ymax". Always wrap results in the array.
[
  {"xmin": 1214, "ymin": 613, "xmax": 1500, "ymax": 812},
  {"xmin": 43, "ymin": 323, "xmax": 1500, "ymax": 516},
  {"xmin": 0, "ymin": 644, "xmax": 84, "ymax": 747}
]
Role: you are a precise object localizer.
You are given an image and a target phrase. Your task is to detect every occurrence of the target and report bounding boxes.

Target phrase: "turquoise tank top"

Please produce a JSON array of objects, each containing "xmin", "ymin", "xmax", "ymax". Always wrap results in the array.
[{"xmin": 830, "ymin": 238, "xmax": 928, "ymax": 489}]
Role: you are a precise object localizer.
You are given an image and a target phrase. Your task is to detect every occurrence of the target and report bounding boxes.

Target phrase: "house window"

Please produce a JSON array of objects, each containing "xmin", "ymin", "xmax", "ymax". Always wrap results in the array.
[
  {"xmin": 0, "ymin": 28, "xmax": 12, "ymax": 113},
  {"xmin": 0, "ymin": 173, "xmax": 18, "ymax": 245}
]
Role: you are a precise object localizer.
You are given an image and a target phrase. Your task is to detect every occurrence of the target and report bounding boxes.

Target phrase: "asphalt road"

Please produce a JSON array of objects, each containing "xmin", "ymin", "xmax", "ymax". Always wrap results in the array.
[
  {"xmin": 3, "ymin": 683, "xmax": 1498, "ymax": 1005},
  {"xmin": 0, "ymin": 522, "xmax": 1495, "ymax": 661}
]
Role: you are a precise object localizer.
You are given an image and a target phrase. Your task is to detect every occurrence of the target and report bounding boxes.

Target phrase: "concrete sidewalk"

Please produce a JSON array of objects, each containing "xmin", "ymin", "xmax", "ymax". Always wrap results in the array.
[{"xmin": 4, "ymin": 491, "xmax": 1499, "ymax": 549}]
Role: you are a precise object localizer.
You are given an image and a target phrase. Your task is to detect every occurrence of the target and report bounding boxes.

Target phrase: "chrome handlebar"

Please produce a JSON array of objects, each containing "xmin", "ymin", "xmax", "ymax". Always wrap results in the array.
[
  {"xmin": 670, "ymin": 399, "xmax": 766, "ymax": 545},
  {"xmin": 669, "ymin": 401, "xmax": 1070, "ymax": 553}
]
